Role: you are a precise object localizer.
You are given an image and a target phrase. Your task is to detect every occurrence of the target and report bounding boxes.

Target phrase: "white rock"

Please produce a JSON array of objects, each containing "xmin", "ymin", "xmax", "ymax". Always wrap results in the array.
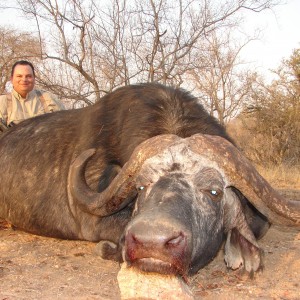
[{"xmin": 117, "ymin": 263, "xmax": 195, "ymax": 300}]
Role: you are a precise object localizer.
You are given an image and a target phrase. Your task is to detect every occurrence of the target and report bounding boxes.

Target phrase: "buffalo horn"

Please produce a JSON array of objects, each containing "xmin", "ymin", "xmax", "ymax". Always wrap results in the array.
[
  {"xmin": 187, "ymin": 134, "xmax": 300, "ymax": 227},
  {"xmin": 68, "ymin": 135, "xmax": 179, "ymax": 216}
]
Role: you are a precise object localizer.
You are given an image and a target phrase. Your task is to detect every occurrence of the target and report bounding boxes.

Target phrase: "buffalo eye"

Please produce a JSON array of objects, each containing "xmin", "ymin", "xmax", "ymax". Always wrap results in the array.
[
  {"xmin": 137, "ymin": 186, "xmax": 145, "ymax": 191},
  {"xmin": 203, "ymin": 189, "xmax": 223, "ymax": 201},
  {"xmin": 211, "ymin": 190, "xmax": 218, "ymax": 196}
]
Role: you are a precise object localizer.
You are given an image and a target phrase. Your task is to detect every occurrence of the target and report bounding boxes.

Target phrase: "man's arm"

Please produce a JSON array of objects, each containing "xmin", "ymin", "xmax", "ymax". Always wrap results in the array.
[{"xmin": 0, "ymin": 95, "xmax": 8, "ymax": 131}]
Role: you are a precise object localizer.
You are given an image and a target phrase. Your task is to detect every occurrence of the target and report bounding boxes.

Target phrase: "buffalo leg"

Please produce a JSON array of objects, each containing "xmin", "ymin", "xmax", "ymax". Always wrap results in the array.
[{"xmin": 224, "ymin": 228, "xmax": 263, "ymax": 276}]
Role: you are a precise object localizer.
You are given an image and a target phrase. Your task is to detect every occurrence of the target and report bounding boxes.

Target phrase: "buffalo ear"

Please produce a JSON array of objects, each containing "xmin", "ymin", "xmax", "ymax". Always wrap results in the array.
[
  {"xmin": 223, "ymin": 188, "xmax": 263, "ymax": 274},
  {"xmin": 230, "ymin": 187, "xmax": 271, "ymax": 239}
]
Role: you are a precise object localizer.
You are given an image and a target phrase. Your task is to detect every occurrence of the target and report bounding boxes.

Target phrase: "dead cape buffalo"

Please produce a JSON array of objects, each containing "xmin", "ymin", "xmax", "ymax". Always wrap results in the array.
[{"xmin": 0, "ymin": 83, "xmax": 299, "ymax": 277}]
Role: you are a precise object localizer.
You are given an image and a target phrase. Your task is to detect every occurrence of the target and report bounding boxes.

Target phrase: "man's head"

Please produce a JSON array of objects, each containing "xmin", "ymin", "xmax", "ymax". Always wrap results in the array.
[{"xmin": 11, "ymin": 60, "xmax": 36, "ymax": 98}]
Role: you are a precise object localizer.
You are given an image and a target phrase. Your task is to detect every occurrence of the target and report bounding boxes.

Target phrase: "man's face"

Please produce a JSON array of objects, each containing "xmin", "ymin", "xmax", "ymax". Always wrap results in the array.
[{"xmin": 11, "ymin": 64, "xmax": 35, "ymax": 98}]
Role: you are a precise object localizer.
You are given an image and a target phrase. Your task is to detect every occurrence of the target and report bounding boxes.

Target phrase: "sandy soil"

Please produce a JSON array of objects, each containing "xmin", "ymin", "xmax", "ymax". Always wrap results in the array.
[{"xmin": 0, "ymin": 189, "xmax": 299, "ymax": 300}]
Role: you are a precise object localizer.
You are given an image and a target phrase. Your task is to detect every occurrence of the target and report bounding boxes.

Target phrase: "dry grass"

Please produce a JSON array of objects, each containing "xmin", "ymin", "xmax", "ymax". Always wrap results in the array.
[{"xmin": 256, "ymin": 164, "xmax": 300, "ymax": 189}]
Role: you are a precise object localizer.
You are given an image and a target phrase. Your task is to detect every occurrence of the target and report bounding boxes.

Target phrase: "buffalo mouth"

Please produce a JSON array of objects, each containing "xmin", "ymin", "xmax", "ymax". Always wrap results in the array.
[{"xmin": 126, "ymin": 257, "xmax": 187, "ymax": 276}]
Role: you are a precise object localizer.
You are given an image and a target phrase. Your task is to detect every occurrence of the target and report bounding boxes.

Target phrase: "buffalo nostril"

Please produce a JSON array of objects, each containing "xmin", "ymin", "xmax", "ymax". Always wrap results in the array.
[
  {"xmin": 166, "ymin": 233, "xmax": 185, "ymax": 248},
  {"xmin": 165, "ymin": 233, "xmax": 187, "ymax": 260},
  {"xmin": 125, "ymin": 233, "xmax": 142, "ymax": 261},
  {"xmin": 127, "ymin": 232, "xmax": 141, "ymax": 247}
]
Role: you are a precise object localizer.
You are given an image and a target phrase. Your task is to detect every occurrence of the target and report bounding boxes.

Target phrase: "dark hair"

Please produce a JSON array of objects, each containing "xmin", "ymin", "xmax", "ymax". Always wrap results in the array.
[{"xmin": 11, "ymin": 60, "xmax": 35, "ymax": 77}]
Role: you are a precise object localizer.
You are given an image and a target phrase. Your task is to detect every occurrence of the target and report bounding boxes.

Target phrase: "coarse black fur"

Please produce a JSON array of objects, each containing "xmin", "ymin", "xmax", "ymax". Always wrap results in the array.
[
  {"xmin": 0, "ymin": 83, "xmax": 230, "ymax": 239},
  {"xmin": 0, "ymin": 83, "xmax": 266, "ymax": 276},
  {"xmin": 95, "ymin": 83, "xmax": 233, "ymax": 164}
]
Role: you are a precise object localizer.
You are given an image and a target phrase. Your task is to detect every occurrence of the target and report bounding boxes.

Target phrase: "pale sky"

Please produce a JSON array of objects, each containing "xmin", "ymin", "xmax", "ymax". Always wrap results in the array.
[
  {"xmin": 239, "ymin": 0, "xmax": 300, "ymax": 77},
  {"xmin": 0, "ymin": 0, "xmax": 299, "ymax": 79}
]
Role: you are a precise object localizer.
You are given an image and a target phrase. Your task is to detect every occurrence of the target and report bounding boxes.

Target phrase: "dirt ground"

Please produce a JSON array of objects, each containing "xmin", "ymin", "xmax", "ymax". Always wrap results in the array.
[{"xmin": 0, "ymin": 189, "xmax": 299, "ymax": 300}]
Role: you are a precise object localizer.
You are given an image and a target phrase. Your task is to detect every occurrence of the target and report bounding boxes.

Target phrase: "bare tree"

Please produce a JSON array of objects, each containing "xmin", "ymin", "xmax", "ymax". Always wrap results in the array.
[
  {"xmin": 1, "ymin": 0, "xmax": 280, "ymax": 105},
  {"xmin": 239, "ymin": 50, "xmax": 300, "ymax": 166},
  {"xmin": 288, "ymin": 48, "xmax": 300, "ymax": 84},
  {"xmin": 188, "ymin": 30, "xmax": 256, "ymax": 125}
]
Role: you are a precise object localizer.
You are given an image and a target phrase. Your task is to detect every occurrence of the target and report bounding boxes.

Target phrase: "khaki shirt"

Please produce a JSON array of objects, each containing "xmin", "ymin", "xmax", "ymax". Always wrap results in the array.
[{"xmin": 0, "ymin": 89, "xmax": 65, "ymax": 126}]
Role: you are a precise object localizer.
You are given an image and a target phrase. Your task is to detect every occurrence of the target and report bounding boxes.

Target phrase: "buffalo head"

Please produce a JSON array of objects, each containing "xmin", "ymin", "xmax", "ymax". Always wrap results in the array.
[{"xmin": 69, "ymin": 134, "xmax": 300, "ymax": 276}]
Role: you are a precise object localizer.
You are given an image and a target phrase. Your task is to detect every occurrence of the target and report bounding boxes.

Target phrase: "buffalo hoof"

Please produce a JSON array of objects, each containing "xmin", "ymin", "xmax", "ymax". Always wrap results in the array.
[
  {"xmin": 94, "ymin": 240, "xmax": 122, "ymax": 262},
  {"xmin": 224, "ymin": 228, "xmax": 263, "ymax": 277}
]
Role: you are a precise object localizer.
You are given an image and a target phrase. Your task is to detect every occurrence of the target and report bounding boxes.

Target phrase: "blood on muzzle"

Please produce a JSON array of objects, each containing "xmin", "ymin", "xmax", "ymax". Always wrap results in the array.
[{"xmin": 124, "ymin": 218, "xmax": 190, "ymax": 275}]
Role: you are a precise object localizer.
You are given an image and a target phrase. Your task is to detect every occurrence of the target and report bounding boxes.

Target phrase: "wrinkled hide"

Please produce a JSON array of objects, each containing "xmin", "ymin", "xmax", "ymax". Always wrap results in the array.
[{"xmin": 120, "ymin": 142, "xmax": 261, "ymax": 275}]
